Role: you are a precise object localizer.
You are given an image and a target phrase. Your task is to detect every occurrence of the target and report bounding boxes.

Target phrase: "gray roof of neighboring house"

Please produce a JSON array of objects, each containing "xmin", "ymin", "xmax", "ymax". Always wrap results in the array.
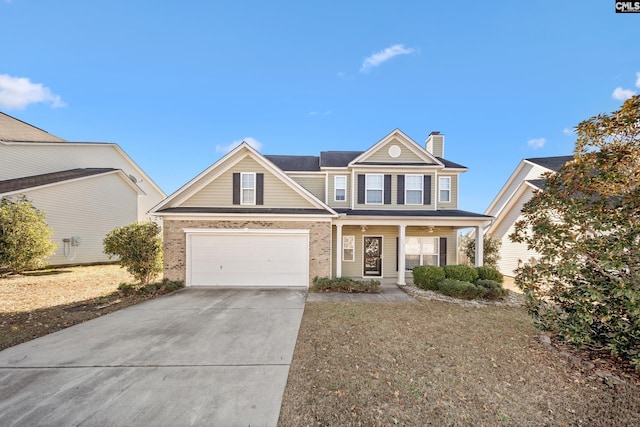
[
  {"xmin": 334, "ymin": 208, "xmax": 492, "ymax": 218},
  {"xmin": 526, "ymin": 155, "xmax": 573, "ymax": 172},
  {"xmin": 0, "ymin": 168, "xmax": 118, "ymax": 194},
  {"xmin": 0, "ymin": 112, "xmax": 66, "ymax": 142},
  {"xmin": 526, "ymin": 179, "xmax": 546, "ymax": 190},
  {"xmin": 264, "ymin": 155, "xmax": 320, "ymax": 171}
]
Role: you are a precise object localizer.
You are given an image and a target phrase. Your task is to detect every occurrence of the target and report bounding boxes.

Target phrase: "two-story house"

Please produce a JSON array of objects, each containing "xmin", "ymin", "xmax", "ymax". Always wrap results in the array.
[
  {"xmin": 0, "ymin": 112, "xmax": 165, "ymax": 265},
  {"xmin": 151, "ymin": 129, "xmax": 492, "ymax": 287}
]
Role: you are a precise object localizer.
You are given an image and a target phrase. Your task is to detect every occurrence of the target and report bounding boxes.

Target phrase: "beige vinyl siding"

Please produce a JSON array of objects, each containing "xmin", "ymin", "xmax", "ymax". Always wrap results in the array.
[
  {"xmin": 361, "ymin": 138, "xmax": 425, "ymax": 163},
  {"xmin": 491, "ymin": 188, "xmax": 539, "ymax": 276},
  {"xmin": 16, "ymin": 173, "xmax": 139, "ymax": 265},
  {"xmin": 327, "ymin": 173, "xmax": 350, "ymax": 208},
  {"xmin": 332, "ymin": 225, "xmax": 458, "ymax": 279},
  {"xmin": 181, "ymin": 156, "xmax": 317, "ymax": 209},
  {"xmin": 0, "ymin": 143, "xmax": 163, "ymax": 221},
  {"xmin": 487, "ymin": 163, "xmax": 547, "ymax": 217},
  {"xmin": 290, "ymin": 175, "xmax": 325, "ymax": 202},
  {"xmin": 353, "ymin": 173, "xmax": 437, "ymax": 210},
  {"xmin": 436, "ymin": 174, "xmax": 458, "ymax": 209}
]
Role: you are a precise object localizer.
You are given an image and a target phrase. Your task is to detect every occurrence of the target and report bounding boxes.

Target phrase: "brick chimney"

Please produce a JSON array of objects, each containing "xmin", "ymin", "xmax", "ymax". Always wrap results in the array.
[{"xmin": 425, "ymin": 131, "xmax": 444, "ymax": 158}]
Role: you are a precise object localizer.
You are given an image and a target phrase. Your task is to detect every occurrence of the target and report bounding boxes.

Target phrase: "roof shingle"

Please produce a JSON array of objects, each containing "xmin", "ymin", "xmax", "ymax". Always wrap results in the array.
[{"xmin": 0, "ymin": 168, "xmax": 118, "ymax": 194}]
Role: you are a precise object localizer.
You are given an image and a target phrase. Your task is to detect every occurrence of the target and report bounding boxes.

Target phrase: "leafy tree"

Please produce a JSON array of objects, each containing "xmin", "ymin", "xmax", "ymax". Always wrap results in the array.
[
  {"xmin": 103, "ymin": 222, "xmax": 163, "ymax": 285},
  {"xmin": 0, "ymin": 196, "xmax": 57, "ymax": 275},
  {"xmin": 462, "ymin": 234, "xmax": 501, "ymax": 269},
  {"xmin": 511, "ymin": 95, "xmax": 640, "ymax": 369}
]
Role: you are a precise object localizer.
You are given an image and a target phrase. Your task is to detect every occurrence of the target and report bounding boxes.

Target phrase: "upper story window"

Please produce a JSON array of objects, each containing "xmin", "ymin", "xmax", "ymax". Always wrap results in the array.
[
  {"xmin": 334, "ymin": 175, "xmax": 347, "ymax": 201},
  {"xmin": 439, "ymin": 176, "xmax": 451, "ymax": 203},
  {"xmin": 241, "ymin": 172, "xmax": 256, "ymax": 205},
  {"xmin": 405, "ymin": 175, "xmax": 423, "ymax": 205},
  {"xmin": 365, "ymin": 174, "xmax": 383, "ymax": 204}
]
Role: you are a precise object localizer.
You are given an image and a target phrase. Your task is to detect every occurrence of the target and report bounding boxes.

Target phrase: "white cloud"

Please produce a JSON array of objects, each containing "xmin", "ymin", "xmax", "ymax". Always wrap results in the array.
[
  {"xmin": 612, "ymin": 86, "xmax": 636, "ymax": 101},
  {"xmin": 309, "ymin": 110, "xmax": 332, "ymax": 116},
  {"xmin": 563, "ymin": 128, "xmax": 574, "ymax": 135},
  {"xmin": 360, "ymin": 44, "xmax": 416, "ymax": 73},
  {"xmin": 215, "ymin": 137, "xmax": 263, "ymax": 153},
  {"xmin": 527, "ymin": 138, "xmax": 547, "ymax": 149},
  {"xmin": 0, "ymin": 74, "xmax": 66, "ymax": 109},
  {"xmin": 636, "ymin": 72, "xmax": 640, "ymax": 88}
]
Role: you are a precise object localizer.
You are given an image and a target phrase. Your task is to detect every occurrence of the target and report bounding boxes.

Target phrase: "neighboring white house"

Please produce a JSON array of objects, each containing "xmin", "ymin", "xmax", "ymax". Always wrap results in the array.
[
  {"xmin": 0, "ymin": 112, "xmax": 166, "ymax": 265},
  {"xmin": 483, "ymin": 155, "xmax": 573, "ymax": 276}
]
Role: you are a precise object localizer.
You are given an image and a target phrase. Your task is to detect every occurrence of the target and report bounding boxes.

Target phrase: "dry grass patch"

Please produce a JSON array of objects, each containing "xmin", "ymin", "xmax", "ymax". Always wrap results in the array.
[
  {"xmin": 0, "ymin": 264, "xmax": 179, "ymax": 351},
  {"xmin": 279, "ymin": 301, "xmax": 640, "ymax": 426}
]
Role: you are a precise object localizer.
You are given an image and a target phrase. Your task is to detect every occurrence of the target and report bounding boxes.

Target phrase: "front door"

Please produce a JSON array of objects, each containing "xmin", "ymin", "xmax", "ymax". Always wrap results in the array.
[{"xmin": 363, "ymin": 236, "xmax": 382, "ymax": 276}]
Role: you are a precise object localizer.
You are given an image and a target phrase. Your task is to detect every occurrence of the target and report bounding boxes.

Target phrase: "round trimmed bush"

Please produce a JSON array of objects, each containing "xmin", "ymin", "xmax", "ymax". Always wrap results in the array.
[
  {"xmin": 476, "ymin": 279, "xmax": 508, "ymax": 300},
  {"xmin": 412, "ymin": 265, "xmax": 445, "ymax": 291},
  {"xmin": 436, "ymin": 279, "xmax": 485, "ymax": 299},
  {"xmin": 443, "ymin": 265, "xmax": 479, "ymax": 283},
  {"xmin": 476, "ymin": 266, "xmax": 504, "ymax": 284}
]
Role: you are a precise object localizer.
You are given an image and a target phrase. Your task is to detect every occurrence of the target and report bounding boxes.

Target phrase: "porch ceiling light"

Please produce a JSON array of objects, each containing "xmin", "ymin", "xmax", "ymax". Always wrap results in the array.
[{"xmin": 361, "ymin": 225, "xmax": 367, "ymax": 232}]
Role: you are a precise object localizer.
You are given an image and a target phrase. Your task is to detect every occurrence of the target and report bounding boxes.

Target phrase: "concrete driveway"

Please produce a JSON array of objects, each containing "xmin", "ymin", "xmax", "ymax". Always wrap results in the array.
[{"xmin": 0, "ymin": 287, "xmax": 306, "ymax": 427}]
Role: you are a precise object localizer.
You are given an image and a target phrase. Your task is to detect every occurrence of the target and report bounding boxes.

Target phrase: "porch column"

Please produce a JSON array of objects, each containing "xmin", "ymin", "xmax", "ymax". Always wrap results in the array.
[
  {"xmin": 475, "ymin": 226, "xmax": 484, "ymax": 267},
  {"xmin": 336, "ymin": 224, "xmax": 343, "ymax": 278},
  {"xmin": 397, "ymin": 224, "xmax": 406, "ymax": 285}
]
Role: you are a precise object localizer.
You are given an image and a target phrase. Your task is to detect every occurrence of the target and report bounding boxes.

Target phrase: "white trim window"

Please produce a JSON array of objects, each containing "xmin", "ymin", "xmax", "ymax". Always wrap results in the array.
[
  {"xmin": 335, "ymin": 175, "xmax": 347, "ymax": 201},
  {"xmin": 439, "ymin": 176, "xmax": 451, "ymax": 203},
  {"xmin": 405, "ymin": 174, "xmax": 423, "ymax": 205},
  {"xmin": 241, "ymin": 172, "xmax": 256, "ymax": 205},
  {"xmin": 365, "ymin": 174, "xmax": 383, "ymax": 204},
  {"xmin": 343, "ymin": 235, "xmax": 355, "ymax": 261},
  {"xmin": 405, "ymin": 236, "xmax": 439, "ymax": 270}
]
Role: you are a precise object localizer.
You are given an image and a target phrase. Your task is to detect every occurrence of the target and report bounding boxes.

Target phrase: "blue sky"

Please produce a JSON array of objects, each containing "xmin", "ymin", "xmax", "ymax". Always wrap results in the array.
[{"xmin": 1, "ymin": 1, "xmax": 638, "ymax": 214}]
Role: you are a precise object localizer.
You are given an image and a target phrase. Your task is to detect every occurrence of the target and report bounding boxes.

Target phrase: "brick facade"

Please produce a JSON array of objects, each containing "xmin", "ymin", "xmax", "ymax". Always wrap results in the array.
[{"xmin": 163, "ymin": 219, "xmax": 332, "ymax": 285}]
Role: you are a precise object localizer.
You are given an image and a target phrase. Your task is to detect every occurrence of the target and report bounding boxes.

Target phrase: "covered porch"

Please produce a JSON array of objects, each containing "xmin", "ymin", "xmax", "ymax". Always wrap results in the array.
[{"xmin": 332, "ymin": 211, "xmax": 493, "ymax": 285}]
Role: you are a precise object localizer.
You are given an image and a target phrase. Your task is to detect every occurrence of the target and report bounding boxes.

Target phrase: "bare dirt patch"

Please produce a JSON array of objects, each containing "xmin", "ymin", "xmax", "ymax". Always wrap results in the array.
[
  {"xmin": 279, "ymin": 301, "xmax": 640, "ymax": 426},
  {"xmin": 0, "ymin": 264, "xmax": 169, "ymax": 351}
]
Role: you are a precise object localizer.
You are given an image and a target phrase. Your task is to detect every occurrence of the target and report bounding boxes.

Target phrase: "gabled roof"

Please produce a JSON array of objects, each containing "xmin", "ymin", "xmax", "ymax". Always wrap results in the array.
[
  {"xmin": 0, "ymin": 112, "xmax": 66, "ymax": 142},
  {"xmin": 0, "ymin": 168, "xmax": 144, "ymax": 195},
  {"xmin": 525, "ymin": 156, "xmax": 573, "ymax": 172},
  {"xmin": 348, "ymin": 129, "xmax": 443, "ymax": 167},
  {"xmin": 526, "ymin": 179, "xmax": 546, "ymax": 190},
  {"xmin": 151, "ymin": 142, "xmax": 336, "ymax": 216},
  {"xmin": 264, "ymin": 155, "xmax": 320, "ymax": 171}
]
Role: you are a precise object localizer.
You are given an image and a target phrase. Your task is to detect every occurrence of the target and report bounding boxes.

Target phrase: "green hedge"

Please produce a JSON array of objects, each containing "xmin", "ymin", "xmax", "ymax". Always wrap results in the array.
[
  {"xmin": 436, "ymin": 279, "xmax": 485, "ymax": 299},
  {"xmin": 443, "ymin": 265, "xmax": 479, "ymax": 283},
  {"xmin": 311, "ymin": 277, "xmax": 381, "ymax": 293},
  {"xmin": 412, "ymin": 265, "xmax": 445, "ymax": 291},
  {"xmin": 475, "ymin": 279, "xmax": 508, "ymax": 299},
  {"xmin": 475, "ymin": 266, "xmax": 503, "ymax": 284}
]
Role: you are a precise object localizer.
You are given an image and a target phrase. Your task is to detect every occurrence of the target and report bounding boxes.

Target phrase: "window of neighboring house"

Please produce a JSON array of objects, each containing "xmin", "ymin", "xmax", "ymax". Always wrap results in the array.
[
  {"xmin": 405, "ymin": 236, "xmax": 439, "ymax": 270},
  {"xmin": 439, "ymin": 176, "xmax": 451, "ymax": 203},
  {"xmin": 335, "ymin": 176, "xmax": 347, "ymax": 201},
  {"xmin": 343, "ymin": 235, "xmax": 355, "ymax": 261},
  {"xmin": 241, "ymin": 172, "xmax": 256, "ymax": 205},
  {"xmin": 365, "ymin": 174, "xmax": 383, "ymax": 204},
  {"xmin": 405, "ymin": 175, "xmax": 423, "ymax": 205}
]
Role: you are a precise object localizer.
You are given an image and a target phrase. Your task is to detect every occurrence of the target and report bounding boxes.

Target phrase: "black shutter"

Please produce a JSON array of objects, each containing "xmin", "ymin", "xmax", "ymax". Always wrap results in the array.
[
  {"xmin": 232, "ymin": 173, "xmax": 240, "ymax": 205},
  {"xmin": 439, "ymin": 237, "xmax": 447, "ymax": 266},
  {"xmin": 357, "ymin": 174, "xmax": 365, "ymax": 204},
  {"xmin": 256, "ymin": 173, "xmax": 264, "ymax": 205},
  {"xmin": 384, "ymin": 175, "xmax": 392, "ymax": 204},
  {"xmin": 397, "ymin": 175, "xmax": 405, "ymax": 205},
  {"xmin": 424, "ymin": 175, "xmax": 432, "ymax": 205}
]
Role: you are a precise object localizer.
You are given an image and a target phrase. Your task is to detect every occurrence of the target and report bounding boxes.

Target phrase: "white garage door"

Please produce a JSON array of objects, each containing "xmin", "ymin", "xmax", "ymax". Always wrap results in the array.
[{"xmin": 186, "ymin": 230, "xmax": 309, "ymax": 287}]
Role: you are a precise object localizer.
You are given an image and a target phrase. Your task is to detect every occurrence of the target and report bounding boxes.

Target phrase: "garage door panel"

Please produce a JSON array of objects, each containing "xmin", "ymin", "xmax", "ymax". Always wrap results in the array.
[{"xmin": 188, "ymin": 232, "xmax": 309, "ymax": 287}]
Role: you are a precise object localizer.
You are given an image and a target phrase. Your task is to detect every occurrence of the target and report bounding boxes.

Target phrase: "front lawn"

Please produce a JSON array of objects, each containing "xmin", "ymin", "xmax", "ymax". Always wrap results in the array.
[
  {"xmin": 278, "ymin": 301, "xmax": 640, "ymax": 426},
  {"xmin": 0, "ymin": 264, "xmax": 181, "ymax": 351}
]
